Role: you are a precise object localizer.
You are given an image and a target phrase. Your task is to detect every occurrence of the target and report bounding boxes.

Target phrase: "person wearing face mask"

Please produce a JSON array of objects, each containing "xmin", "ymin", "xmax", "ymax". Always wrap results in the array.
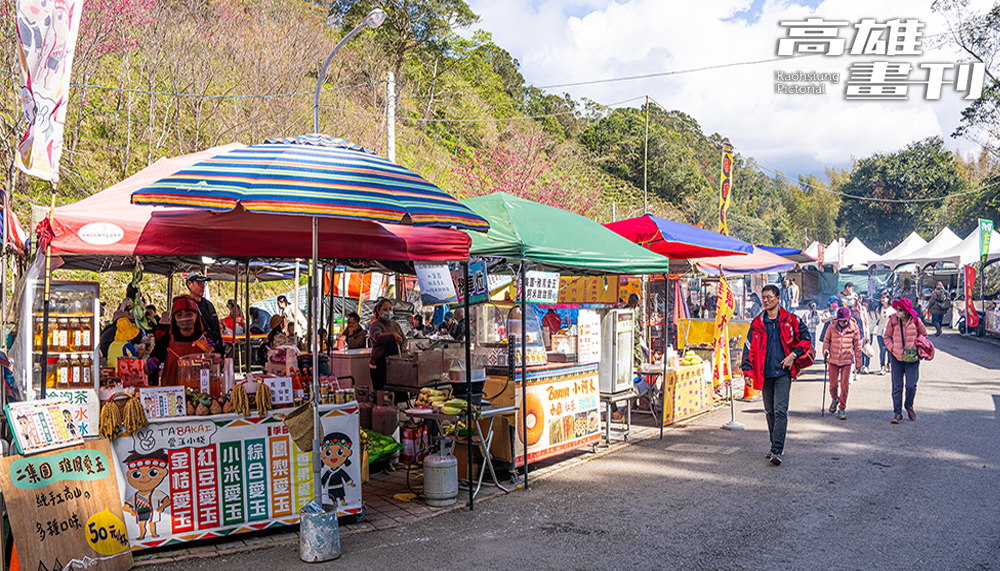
[
  {"xmin": 147, "ymin": 296, "xmax": 220, "ymax": 386},
  {"xmin": 822, "ymin": 307, "xmax": 863, "ymax": 420},
  {"xmin": 368, "ymin": 298, "xmax": 405, "ymax": 392}
]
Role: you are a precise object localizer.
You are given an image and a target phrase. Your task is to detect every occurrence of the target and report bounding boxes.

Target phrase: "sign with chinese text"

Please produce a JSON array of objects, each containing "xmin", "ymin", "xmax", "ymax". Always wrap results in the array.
[
  {"xmin": 139, "ymin": 386, "xmax": 186, "ymax": 420},
  {"xmin": 965, "ymin": 265, "xmax": 979, "ymax": 329},
  {"xmin": 0, "ymin": 439, "xmax": 133, "ymax": 571},
  {"xmin": 718, "ymin": 142, "xmax": 733, "ymax": 236},
  {"xmin": 513, "ymin": 364, "xmax": 601, "ymax": 466},
  {"xmin": 110, "ymin": 404, "xmax": 360, "ymax": 551},
  {"xmin": 557, "ymin": 276, "xmax": 619, "ymax": 305},
  {"xmin": 662, "ymin": 364, "xmax": 713, "ymax": 426},
  {"xmin": 451, "ymin": 261, "xmax": 489, "ymax": 305},
  {"xmin": 47, "ymin": 388, "xmax": 99, "ymax": 439},
  {"xmin": 980, "ymin": 219, "xmax": 993, "ymax": 267},
  {"xmin": 6, "ymin": 397, "xmax": 85, "ymax": 455},
  {"xmin": 521, "ymin": 271, "xmax": 560, "ymax": 304},
  {"xmin": 263, "ymin": 377, "xmax": 293, "ymax": 405},
  {"xmin": 713, "ymin": 277, "xmax": 736, "ymax": 388},
  {"xmin": 576, "ymin": 310, "xmax": 602, "ymax": 365},
  {"xmin": 414, "ymin": 263, "xmax": 458, "ymax": 305}
]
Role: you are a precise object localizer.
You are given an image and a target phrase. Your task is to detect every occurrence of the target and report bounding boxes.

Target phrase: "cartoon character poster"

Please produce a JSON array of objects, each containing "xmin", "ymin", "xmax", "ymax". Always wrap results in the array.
[
  {"xmin": 121, "ymin": 450, "xmax": 171, "ymax": 540},
  {"xmin": 319, "ymin": 432, "xmax": 356, "ymax": 508},
  {"xmin": 16, "ymin": 0, "xmax": 84, "ymax": 181}
]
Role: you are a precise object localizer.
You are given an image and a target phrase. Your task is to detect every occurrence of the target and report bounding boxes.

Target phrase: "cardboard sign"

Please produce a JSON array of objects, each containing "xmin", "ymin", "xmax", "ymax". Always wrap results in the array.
[
  {"xmin": 139, "ymin": 386, "xmax": 186, "ymax": 420},
  {"xmin": 47, "ymin": 389, "xmax": 100, "ymax": 438},
  {"xmin": 0, "ymin": 440, "xmax": 133, "ymax": 571},
  {"xmin": 116, "ymin": 357, "xmax": 147, "ymax": 387},
  {"xmin": 6, "ymin": 398, "xmax": 85, "ymax": 455},
  {"xmin": 414, "ymin": 263, "xmax": 458, "ymax": 305},
  {"xmin": 263, "ymin": 377, "xmax": 293, "ymax": 405},
  {"xmin": 112, "ymin": 405, "xmax": 361, "ymax": 551}
]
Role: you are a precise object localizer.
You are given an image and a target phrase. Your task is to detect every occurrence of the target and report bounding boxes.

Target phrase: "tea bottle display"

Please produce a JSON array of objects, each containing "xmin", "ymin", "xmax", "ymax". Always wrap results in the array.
[
  {"xmin": 79, "ymin": 319, "xmax": 92, "ymax": 351},
  {"xmin": 70, "ymin": 318, "xmax": 82, "ymax": 352},
  {"xmin": 56, "ymin": 318, "xmax": 70, "ymax": 351},
  {"xmin": 80, "ymin": 355, "xmax": 93, "ymax": 388},
  {"xmin": 45, "ymin": 356, "xmax": 57, "ymax": 388},
  {"xmin": 32, "ymin": 317, "xmax": 44, "ymax": 351}
]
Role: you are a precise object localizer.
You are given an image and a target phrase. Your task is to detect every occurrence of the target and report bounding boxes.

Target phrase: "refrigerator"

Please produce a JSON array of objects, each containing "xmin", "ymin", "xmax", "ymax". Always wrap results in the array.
[
  {"xmin": 15, "ymin": 280, "xmax": 100, "ymax": 401},
  {"xmin": 599, "ymin": 309, "xmax": 634, "ymax": 394}
]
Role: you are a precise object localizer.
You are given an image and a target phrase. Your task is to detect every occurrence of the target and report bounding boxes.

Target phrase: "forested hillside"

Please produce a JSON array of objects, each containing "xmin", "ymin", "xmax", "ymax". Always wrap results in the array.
[{"xmin": 1, "ymin": 0, "xmax": 998, "ymax": 261}]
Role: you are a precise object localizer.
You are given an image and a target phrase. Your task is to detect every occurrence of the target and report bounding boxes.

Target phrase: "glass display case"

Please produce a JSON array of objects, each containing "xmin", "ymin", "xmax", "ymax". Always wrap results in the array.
[
  {"xmin": 473, "ymin": 302, "xmax": 547, "ymax": 370},
  {"xmin": 16, "ymin": 280, "xmax": 100, "ymax": 400}
]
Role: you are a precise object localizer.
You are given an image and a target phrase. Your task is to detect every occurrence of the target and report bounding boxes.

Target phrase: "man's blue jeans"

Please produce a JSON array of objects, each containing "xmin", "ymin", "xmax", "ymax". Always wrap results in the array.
[
  {"xmin": 931, "ymin": 313, "xmax": 943, "ymax": 333},
  {"xmin": 762, "ymin": 373, "xmax": 792, "ymax": 454}
]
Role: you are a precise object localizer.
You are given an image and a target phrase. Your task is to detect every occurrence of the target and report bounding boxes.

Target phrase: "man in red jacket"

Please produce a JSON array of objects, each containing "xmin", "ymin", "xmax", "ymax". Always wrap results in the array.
[{"xmin": 740, "ymin": 284, "xmax": 813, "ymax": 466}]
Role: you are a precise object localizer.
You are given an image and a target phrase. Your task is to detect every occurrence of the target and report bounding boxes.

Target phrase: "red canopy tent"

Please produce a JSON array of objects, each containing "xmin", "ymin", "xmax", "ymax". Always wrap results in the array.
[
  {"xmin": 696, "ymin": 247, "xmax": 796, "ymax": 276},
  {"xmin": 38, "ymin": 144, "xmax": 470, "ymax": 271}
]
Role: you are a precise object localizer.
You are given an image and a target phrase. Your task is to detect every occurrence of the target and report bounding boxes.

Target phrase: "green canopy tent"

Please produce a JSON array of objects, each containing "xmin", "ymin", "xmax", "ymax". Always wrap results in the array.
[
  {"xmin": 460, "ymin": 193, "xmax": 675, "ymax": 481},
  {"xmin": 462, "ymin": 193, "xmax": 672, "ymax": 275}
]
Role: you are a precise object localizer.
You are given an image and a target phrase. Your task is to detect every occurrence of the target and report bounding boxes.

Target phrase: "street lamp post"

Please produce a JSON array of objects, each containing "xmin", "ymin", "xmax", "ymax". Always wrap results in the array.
[{"xmin": 312, "ymin": 8, "xmax": 387, "ymax": 133}]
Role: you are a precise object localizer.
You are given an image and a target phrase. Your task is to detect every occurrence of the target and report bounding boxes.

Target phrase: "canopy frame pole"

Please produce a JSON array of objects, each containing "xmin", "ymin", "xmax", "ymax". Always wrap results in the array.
[
  {"xmin": 660, "ymin": 272, "xmax": 668, "ymax": 440},
  {"xmin": 232, "ymin": 261, "xmax": 239, "ymax": 363},
  {"xmin": 39, "ymin": 191, "xmax": 55, "ymax": 400},
  {"xmin": 311, "ymin": 217, "xmax": 322, "ymax": 507},
  {"xmin": 463, "ymin": 261, "xmax": 473, "ymax": 510},
  {"xmin": 519, "ymin": 261, "xmax": 528, "ymax": 490},
  {"xmin": 245, "ymin": 259, "xmax": 251, "ymax": 375}
]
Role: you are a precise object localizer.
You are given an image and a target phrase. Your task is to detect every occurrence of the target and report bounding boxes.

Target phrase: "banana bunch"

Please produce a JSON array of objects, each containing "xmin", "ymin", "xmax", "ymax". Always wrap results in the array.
[
  {"xmin": 681, "ymin": 351, "xmax": 704, "ymax": 366},
  {"xmin": 414, "ymin": 387, "xmax": 448, "ymax": 408},
  {"xmin": 440, "ymin": 398, "xmax": 480, "ymax": 418}
]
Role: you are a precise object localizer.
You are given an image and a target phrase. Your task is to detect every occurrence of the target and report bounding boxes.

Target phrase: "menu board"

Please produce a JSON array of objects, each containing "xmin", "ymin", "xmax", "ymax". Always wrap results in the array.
[
  {"xmin": 139, "ymin": 386, "xmax": 186, "ymax": 419},
  {"xmin": 47, "ymin": 389, "xmax": 100, "ymax": 438},
  {"xmin": 513, "ymin": 364, "xmax": 601, "ymax": 466},
  {"xmin": 6, "ymin": 397, "xmax": 85, "ymax": 455},
  {"xmin": 576, "ymin": 310, "xmax": 602, "ymax": 365},
  {"xmin": 0, "ymin": 440, "xmax": 132, "ymax": 571},
  {"xmin": 522, "ymin": 271, "xmax": 560, "ymax": 304},
  {"xmin": 558, "ymin": 276, "xmax": 619, "ymax": 305}
]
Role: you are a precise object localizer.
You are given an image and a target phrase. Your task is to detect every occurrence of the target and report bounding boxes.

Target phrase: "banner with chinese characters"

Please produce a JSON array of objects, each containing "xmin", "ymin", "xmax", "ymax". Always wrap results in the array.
[
  {"xmin": 16, "ymin": 0, "xmax": 84, "ymax": 181},
  {"xmin": 521, "ymin": 271, "xmax": 560, "ymax": 304},
  {"xmin": 414, "ymin": 263, "xmax": 458, "ymax": 305},
  {"xmin": 0, "ymin": 439, "xmax": 133, "ymax": 571},
  {"xmin": 47, "ymin": 388, "xmax": 99, "ymax": 438},
  {"xmin": 110, "ymin": 404, "xmax": 360, "ymax": 551},
  {"xmin": 558, "ymin": 276, "xmax": 619, "ymax": 305},
  {"xmin": 6, "ymin": 396, "xmax": 85, "ymax": 454},
  {"xmin": 513, "ymin": 364, "xmax": 601, "ymax": 466},
  {"xmin": 451, "ymin": 261, "xmax": 489, "ymax": 305},
  {"xmin": 965, "ymin": 265, "xmax": 979, "ymax": 329},
  {"xmin": 718, "ymin": 142, "xmax": 733, "ymax": 235},
  {"xmin": 980, "ymin": 219, "xmax": 993, "ymax": 267},
  {"xmin": 713, "ymin": 277, "xmax": 736, "ymax": 388}
]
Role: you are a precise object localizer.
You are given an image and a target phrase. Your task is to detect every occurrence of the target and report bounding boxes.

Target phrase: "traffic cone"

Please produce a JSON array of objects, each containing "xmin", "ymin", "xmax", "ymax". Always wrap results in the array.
[{"xmin": 737, "ymin": 372, "xmax": 760, "ymax": 401}]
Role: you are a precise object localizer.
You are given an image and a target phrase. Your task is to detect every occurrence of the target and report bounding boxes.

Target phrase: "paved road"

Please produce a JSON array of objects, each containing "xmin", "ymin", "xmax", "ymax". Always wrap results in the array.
[{"xmin": 145, "ymin": 332, "xmax": 1000, "ymax": 570}]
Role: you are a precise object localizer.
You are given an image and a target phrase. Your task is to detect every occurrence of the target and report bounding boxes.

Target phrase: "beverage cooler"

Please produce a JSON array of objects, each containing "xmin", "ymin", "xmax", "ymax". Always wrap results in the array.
[
  {"xmin": 599, "ymin": 309, "xmax": 633, "ymax": 394},
  {"xmin": 16, "ymin": 280, "xmax": 100, "ymax": 400}
]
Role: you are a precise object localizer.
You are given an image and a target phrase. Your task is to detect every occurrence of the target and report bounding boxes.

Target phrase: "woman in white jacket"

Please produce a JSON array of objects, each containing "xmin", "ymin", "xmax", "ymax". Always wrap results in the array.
[{"xmin": 870, "ymin": 293, "xmax": 895, "ymax": 375}]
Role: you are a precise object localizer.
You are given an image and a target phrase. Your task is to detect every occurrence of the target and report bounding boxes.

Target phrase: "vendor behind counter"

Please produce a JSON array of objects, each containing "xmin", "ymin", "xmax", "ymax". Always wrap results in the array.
[{"xmin": 148, "ymin": 296, "xmax": 223, "ymax": 385}]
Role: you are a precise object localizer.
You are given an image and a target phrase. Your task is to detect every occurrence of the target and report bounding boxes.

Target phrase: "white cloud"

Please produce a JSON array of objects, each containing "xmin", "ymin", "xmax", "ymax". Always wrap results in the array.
[{"xmin": 468, "ymin": 0, "xmax": 995, "ymax": 178}]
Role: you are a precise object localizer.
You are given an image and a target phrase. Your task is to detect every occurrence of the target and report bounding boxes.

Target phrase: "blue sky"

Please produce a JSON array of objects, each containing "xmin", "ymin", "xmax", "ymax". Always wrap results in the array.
[{"xmin": 468, "ymin": 0, "xmax": 991, "ymax": 181}]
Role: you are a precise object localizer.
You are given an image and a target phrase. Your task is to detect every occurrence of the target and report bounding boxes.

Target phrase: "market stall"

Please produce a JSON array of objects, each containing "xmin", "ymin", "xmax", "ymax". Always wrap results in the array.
[{"xmin": 9, "ymin": 136, "xmax": 484, "ymax": 553}]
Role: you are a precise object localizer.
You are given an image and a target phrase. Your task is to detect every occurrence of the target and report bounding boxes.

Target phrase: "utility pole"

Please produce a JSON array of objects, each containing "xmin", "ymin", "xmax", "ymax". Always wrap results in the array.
[
  {"xmin": 643, "ymin": 95, "xmax": 649, "ymax": 214},
  {"xmin": 386, "ymin": 71, "xmax": 396, "ymax": 162}
]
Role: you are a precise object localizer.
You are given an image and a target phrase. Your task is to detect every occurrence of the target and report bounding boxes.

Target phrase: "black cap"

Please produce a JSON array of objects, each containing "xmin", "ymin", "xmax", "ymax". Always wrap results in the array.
[{"xmin": 186, "ymin": 272, "xmax": 211, "ymax": 283}]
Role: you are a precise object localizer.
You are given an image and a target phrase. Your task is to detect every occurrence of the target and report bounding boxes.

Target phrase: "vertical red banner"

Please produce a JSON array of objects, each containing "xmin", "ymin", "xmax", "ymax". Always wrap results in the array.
[
  {"xmin": 168, "ymin": 449, "xmax": 195, "ymax": 533},
  {"xmin": 194, "ymin": 446, "xmax": 220, "ymax": 530},
  {"xmin": 965, "ymin": 265, "xmax": 979, "ymax": 328}
]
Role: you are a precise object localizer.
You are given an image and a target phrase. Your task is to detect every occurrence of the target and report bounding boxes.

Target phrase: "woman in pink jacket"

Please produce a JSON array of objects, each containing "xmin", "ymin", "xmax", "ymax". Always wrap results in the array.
[
  {"xmin": 823, "ymin": 307, "xmax": 863, "ymax": 420},
  {"xmin": 883, "ymin": 298, "xmax": 927, "ymax": 423}
]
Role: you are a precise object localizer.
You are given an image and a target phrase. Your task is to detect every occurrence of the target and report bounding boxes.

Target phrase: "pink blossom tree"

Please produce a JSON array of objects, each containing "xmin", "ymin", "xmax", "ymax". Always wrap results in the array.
[{"xmin": 452, "ymin": 128, "xmax": 601, "ymax": 217}]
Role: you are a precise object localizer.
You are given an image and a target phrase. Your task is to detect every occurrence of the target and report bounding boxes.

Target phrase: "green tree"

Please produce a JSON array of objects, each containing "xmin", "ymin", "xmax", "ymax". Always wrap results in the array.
[
  {"xmin": 837, "ymin": 137, "xmax": 969, "ymax": 251},
  {"xmin": 781, "ymin": 171, "xmax": 842, "ymax": 245},
  {"xmin": 328, "ymin": 0, "xmax": 478, "ymax": 94}
]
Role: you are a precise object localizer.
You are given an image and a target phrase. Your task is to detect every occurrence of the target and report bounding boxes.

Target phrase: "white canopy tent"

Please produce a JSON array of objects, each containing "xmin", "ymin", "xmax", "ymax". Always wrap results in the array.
[
  {"xmin": 869, "ymin": 231, "xmax": 928, "ymax": 267},
  {"xmin": 841, "ymin": 237, "xmax": 880, "ymax": 271},
  {"xmin": 893, "ymin": 227, "xmax": 962, "ymax": 268},
  {"xmin": 934, "ymin": 229, "xmax": 1000, "ymax": 267}
]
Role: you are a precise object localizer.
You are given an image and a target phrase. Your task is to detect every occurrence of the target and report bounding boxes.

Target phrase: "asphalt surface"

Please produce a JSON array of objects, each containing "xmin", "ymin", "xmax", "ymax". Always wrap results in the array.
[{"xmin": 144, "ymin": 331, "xmax": 1000, "ymax": 571}]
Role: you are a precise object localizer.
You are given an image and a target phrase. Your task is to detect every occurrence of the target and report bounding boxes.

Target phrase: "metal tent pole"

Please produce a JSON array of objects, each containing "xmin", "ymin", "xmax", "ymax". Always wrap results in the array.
[
  {"xmin": 245, "ymin": 260, "xmax": 251, "ymax": 374},
  {"xmin": 40, "ymin": 192, "xmax": 55, "ymax": 399},
  {"xmin": 311, "ymin": 217, "xmax": 322, "ymax": 506},
  {"xmin": 463, "ymin": 261, "xmax": 473, "ymax": 509},
  {"xmin": 519, "ymin": 262, "xmax": 528, "ymax": 490},
  {"xmin": 661, "ymin": 273, "xmax": 667, "ymax": 440}
]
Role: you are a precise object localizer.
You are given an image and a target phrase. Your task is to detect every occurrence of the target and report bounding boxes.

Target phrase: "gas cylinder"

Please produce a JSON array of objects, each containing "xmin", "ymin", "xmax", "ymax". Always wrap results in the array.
[
  {"xmin": 423, "ymin": 437, "xmax": 458, "ymax": 507},
  {"xmin": 356, "ymin": 386, "xmax": 374, "ymax": 430},
  {"xmin": 372, "ymin": 391, "xmax": 398, "ymax": 437}
]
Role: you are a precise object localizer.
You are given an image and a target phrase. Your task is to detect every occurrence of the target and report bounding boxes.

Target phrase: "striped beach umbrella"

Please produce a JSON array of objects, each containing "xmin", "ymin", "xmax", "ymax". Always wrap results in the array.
[{"xmin": 131, "ymin": 134, "xmax": 488, "ymax": 232}]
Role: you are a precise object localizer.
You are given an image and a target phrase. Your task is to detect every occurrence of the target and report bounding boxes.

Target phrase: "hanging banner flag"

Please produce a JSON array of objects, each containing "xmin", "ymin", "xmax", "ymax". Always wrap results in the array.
[
  {"xmin": 15, "ymin": 0, "xmax": 84, "ymax": 181},
  {"xmin": 838, "ymin": 237, "xmax": 846, "ymax": 272},
  {"xmin": 713, "ymin": 276, "xmax": 736, "ymax": 388},
  {"xmin": 979, "ymin": 218, "xmax": 993, "ymax": 267},
  {"xmin": 965, "ymin": 264, "xmax": 979, "ymax": 329},
  {"xmin": 817, "ymin": 244, "xmax": 825, "ymax": 268},
  {"xmin": 717, "ymin": 142, "xmax": 733, "ymax": 236}
]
